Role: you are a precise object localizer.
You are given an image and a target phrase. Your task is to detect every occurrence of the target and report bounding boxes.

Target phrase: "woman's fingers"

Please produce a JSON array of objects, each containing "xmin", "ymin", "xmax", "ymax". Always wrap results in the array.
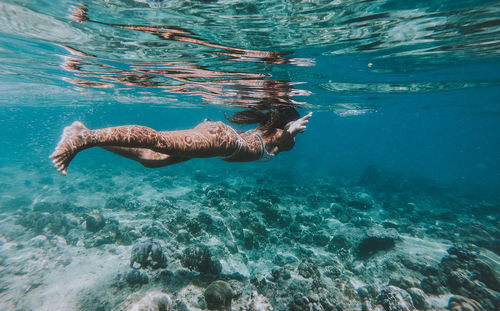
[
  {"xmin": 297, "ymin": 113, "xmax": 312, "ymax": 125},
  {"xmin": 302, "ymin": 112, "xmax": 312, "ymax": 120},
  {"xmin": 287, "ymin": 113, "xmax": 311, "ymax": 135}
]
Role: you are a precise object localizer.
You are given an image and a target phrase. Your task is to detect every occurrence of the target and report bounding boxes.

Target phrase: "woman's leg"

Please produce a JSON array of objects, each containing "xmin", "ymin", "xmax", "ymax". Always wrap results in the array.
[
  {"xmin": 101, "ymin": 146, "xmax": 191, "ymax": 168},
  {"xmin": 50, "ymin": 121, "xmax": 238, "ymax": 175}
]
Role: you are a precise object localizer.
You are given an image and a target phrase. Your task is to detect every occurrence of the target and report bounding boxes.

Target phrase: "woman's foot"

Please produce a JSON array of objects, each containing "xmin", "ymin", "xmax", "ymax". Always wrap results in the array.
[{"xmin": 49, "ymin": 121, "xmax": 88, "ymax": 176}]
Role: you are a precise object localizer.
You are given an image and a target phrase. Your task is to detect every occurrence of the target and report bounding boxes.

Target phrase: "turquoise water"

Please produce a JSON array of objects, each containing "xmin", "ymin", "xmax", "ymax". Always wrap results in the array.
[{"xmin": 0, "ymin": 0, "xmax": 499, "ymax": 310}]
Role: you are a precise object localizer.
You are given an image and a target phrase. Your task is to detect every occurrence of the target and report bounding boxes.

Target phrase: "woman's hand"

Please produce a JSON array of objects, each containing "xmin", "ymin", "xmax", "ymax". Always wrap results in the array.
[{"xmin": 285, "ymin": 112, "xmax": 312, "ymax": 136}]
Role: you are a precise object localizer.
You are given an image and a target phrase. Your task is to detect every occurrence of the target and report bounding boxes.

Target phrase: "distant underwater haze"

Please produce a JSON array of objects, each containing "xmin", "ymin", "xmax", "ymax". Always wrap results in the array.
[{"xmin": 0, "ymin": 0, "xmax": 499, "ymax": 310}]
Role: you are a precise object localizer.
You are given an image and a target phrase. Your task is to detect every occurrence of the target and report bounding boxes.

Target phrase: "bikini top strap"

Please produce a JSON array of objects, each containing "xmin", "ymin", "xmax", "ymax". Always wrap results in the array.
[{"xmin": 249, "ymin": 131, "xmax": 274, "ymax": 162}]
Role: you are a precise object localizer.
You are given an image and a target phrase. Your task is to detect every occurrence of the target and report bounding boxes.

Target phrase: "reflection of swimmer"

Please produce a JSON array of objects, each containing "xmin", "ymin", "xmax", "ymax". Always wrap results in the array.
[
  {"xmin": 60, "ymin": 4, "xmax": 312, "ymax": 108},
  {"xmin": 50, "ymin": 109, "xmax": 312, "ymax": 175},
  {"xmin": 59, "ymin": 43, "xmax": 309, "ymax": 107},
  {"xmin": 68, "ymin": 3, "xmax": 313, "ymax": 66}
]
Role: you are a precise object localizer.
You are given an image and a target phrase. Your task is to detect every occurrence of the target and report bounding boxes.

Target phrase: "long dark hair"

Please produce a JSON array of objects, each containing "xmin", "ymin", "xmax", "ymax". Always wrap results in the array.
[{"xmin": 225, "ymin": 107, "xmax": 300, "ymax": 135}]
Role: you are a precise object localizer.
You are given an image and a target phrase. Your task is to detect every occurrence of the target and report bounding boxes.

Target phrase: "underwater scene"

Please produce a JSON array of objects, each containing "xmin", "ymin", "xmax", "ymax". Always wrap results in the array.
[{"xmin": 0, "ymin": 0, "xmax": 499, "ymax": 310}]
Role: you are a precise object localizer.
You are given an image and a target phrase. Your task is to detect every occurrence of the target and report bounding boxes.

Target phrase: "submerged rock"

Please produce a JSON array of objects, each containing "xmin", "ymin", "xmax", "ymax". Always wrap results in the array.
[
  {"xmin": 251, "ymin": 276, "xmax": 278, "ymax": 297},
  {"xmin": 17, "ymin": 210, "xmax": 75, "ymax": 236},
  {"xmin": 246, "ymin": 291, "xmax": 273, "ymax": 311},
  {"xmin": 447, "ymin": 245, "xmax": 478, "ymax": 261},
  {"xmin": 125, "ymin": 269, "xmax": 149, "ymax": 286},
  {"xmin": 448, "ymin": 295, "xmax": 484, "ymax": 311},
  {"xmin": 186, "ymin": 218, "xmax": 202, "ymax": 235},
  {"xmin": 377, "ymin": 285, "xmax": 415, "ymax": 311},
  {"xmin": 27, "ymin": 235, "xmax": 48, "ymax": 247},
  {"xmin": 339, "ymin": 188, "xmax": 377, "ymax": 210},
  {"xmin": 130, "ymin": 239, "xmax": 168, "ymax": 269},
  {"xmin": 407, "ymin": 288, "xmax": 429, "ymax": 310},
  {"xmin": 382, "ymin": 220, "xmax": 400, "ymax": 229},
  {"xmin": 445, "ymin": 270, "xmax": 499, "ymax": 310},
  {"xmin": 288, "ymin": 293, "xmax": 324, "ymax": 311},
  {"xmin": 330, "ymin": 202, "xmax": 353, "ymax": 223},
  {"xmin": 288, "ymin": 294, "xmax": 311, "ymax": 311},
  {"xmin": 420, "ymin": 276, "xmax": 445, "ymax": 295},
  {"xmin": 441, "ymin": 245, "xmax": 499, "ymax": 291},
  {"xmin": 356, "ymin": 228, "xmax": 399, "ymax": 259},
  {"xmin": 181, "ymin": 244, "xmax": 221, "ymax": 275},
  {"xmin": 140, "ymin": 222, "xmax": 170, "ymax": 239},
  {"xmin": 197, "ymin": 212, "xmax": 213, "ymax": 227},
  {"xmin": 323, "ymin": 265, "xmax": 341, "ymax": 279},
  {"xmin": 272, "ymin": 253, "xmax": 298, "ymax": 266},
  {"xmin": 327, "ymin": 234, "xmax": 353, "ymax": 253},
  {"xmin": 350, "ymin": 192, "xmax": 376, "ymax": 210},
  {"xmin": 271, "ymin": 266, "xmax": 291, "ymax": 281},
  {"xmin": 85, "ymin": 213, "xmax": 105, "ymax": 232},
  {"xmin": 105, "ymin": 196, "xmax": 142, "ymax": 211},
  {"xmin": 276, "ymin": 210, "xmax": 293, "ymax": 228},
  {"xmin": 176, "ymin": 229, "xmax": 190, "ymax": 243},
  {"xmin": 472, "ymin": 258, "xmax": 500, "ymax": 292},
  {"xmin": 127, "ymin": 291, "xmax": 172, "ymax": 311},
  {"xmin": 295, "ymin": 213, "xmax": 323, "ymax": 227},
  {"xmin": 204, "ymin": 280, "xmax": 233, "ymax": 311},
  {"xmin": 297, "ymin": 260, "xmax": 320, "ymax": 279},
  {"xmin": 312, "ymin": 231, "xmax": 330, "ymax": 247},
  {"xmin": 434, "ymin": 245, "xmax": 500, "ymax": 309}
]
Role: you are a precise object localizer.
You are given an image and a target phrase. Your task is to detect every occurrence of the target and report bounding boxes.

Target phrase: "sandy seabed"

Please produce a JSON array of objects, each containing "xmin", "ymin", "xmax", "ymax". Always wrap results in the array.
[{"xmin": 0, "ymin": 163, "xmax": 498, "ymax": 311}]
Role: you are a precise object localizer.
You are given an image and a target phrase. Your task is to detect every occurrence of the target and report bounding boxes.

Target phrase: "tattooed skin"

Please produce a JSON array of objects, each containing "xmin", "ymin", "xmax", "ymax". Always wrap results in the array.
[{"xmin": 49, "ymin": 120, "xmax": 294, "ymax": 175}]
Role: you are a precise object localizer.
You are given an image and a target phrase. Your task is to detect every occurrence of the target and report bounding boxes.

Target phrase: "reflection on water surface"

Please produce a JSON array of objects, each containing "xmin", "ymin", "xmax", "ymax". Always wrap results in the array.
[
  {"xmin": 59, "ymin": 3, "xmax": 312, "ymax": 109},
  {"xmin": 0, "ymin": 0, "xmax": 499, "ymax": 108}
]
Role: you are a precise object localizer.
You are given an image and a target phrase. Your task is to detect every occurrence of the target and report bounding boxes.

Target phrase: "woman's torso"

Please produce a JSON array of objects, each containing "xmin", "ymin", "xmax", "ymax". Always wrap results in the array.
[{"xmin": 194, "ymin": 120, "xmax": 280, "ymax": 162}]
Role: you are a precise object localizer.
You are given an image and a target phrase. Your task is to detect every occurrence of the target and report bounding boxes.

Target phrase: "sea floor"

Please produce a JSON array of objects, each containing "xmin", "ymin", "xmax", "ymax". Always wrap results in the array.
[{"xmin": 0, "ymin": 162, "xmax": 498, "ymax": 310}]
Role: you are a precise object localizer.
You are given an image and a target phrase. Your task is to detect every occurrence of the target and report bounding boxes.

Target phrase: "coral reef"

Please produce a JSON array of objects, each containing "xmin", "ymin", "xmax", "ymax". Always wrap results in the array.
[
  {"xmin": 125, "ymin": 291, "xmax": 172, "ymax": 311},
  {"xmin": 180, "ymin": 244, "xmax": 222, "ymax": 275},
  {"xmin": 204, "ymin": 280, "xmax": 233, "ymax": 310},
  {"xmin": 356, "ymin": 228, "xmax": 399, "ymax": 259},
  {"xmin": 85, "ymin": 212, "xmax": 105, "ymax": 232},
  {"xmin": 377, "ymin": 285, "xmax": 415, "ymax": 311},
  {"xmin": 126, "ymin": 269, "xmax": 150, "ymax": 286},
  {"xmin": 1, "ymin": 165, "xmax": 498, "ymax": 310},
  {"xmin": 130, "ymin": 239, "xmax": 168, "ymax": 269},
  {"xmin": 448, "ymin": 295, "xmax": 484, "ymax": 311}
]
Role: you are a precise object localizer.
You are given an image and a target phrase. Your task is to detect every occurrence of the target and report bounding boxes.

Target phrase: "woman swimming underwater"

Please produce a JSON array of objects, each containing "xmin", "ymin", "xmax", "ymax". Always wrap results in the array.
[{"xmin": 50, "ymin": 108, "xmax": 312, "ymax": 175}]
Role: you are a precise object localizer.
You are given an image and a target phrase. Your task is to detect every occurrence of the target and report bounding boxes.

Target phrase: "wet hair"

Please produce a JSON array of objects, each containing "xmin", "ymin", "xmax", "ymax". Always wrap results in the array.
[{"xmin": 225, "ymin": 107, "xmax": 300, "ymax": 134}]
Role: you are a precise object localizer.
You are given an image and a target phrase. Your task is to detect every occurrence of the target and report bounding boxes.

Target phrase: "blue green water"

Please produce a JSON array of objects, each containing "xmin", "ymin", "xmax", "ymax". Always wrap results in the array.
[{"xmin": 0, "ymin": 0, "xmax": 499, "ymax": 310}]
